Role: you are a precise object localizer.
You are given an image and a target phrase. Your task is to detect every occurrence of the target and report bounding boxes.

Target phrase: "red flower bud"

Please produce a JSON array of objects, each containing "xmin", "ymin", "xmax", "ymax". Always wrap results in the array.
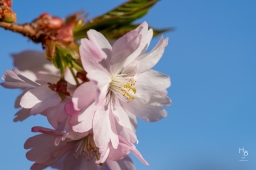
[{"xmin": 3, "ymin": 0, "xmax": 11, "ymax": 7}]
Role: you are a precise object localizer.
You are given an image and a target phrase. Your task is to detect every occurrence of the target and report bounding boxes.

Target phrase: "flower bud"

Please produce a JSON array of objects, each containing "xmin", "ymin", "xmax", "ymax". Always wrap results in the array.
[
  {"xmin": 3, "ymin": 0, "xmax": 12, "ymax": 8},
  {"xmin": 56, "ymin": 79, "xmax": 70, "ymax": 96},
  {"xmin": 0, "ymin": 1, "xmax": 16, "ymax": 23},
  {"xmin": 1, "ymin": 8, "xmax": 16, "ymax": 23}
]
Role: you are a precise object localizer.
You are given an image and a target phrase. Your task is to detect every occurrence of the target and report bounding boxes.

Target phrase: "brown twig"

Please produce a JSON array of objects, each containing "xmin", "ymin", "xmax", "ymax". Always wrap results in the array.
[{"xmin": 0, "ymin": 22, "xmax": 40, "ymax": 42}]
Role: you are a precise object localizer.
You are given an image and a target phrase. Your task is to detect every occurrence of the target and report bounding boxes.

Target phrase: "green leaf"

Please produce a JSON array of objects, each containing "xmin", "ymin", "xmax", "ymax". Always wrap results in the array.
[
  {"xmin": 74, "ymin": 0, "xmax": 159, "ymax": 40},
  {"xmin": 52, "ymin": 47, "xmax": 62, "ymax": 69},
  {"xmin": 100, "ymin": 24, "xmax": 174, "ymax": 39},
  {"xmin": 52, "ymin": 46, "xmax": 69, "ymax": 78}
]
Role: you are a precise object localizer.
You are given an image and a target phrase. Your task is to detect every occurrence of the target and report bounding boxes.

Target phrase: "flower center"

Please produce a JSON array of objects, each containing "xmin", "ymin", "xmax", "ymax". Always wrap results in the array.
[
  {"xmin": 109, "ymin": 73, "xmax": 136, "ymax": 103},
  {"xmin": 73, "ymin": 134, "xmax": 100, "ymax": 161}
]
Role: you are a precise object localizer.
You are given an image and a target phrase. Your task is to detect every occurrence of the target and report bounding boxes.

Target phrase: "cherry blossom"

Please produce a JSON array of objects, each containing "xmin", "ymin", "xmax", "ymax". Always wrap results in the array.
[
  {"xmin": 25, "ymin": 126, "xmax": 147, "ymax": 169},
  {"xmin": 69, "ymin": 22, "xmax": 171, "ymax": 151},
  {"xmin": 1, "ymin": 69, "xmax": 72, "ymax": 128}
]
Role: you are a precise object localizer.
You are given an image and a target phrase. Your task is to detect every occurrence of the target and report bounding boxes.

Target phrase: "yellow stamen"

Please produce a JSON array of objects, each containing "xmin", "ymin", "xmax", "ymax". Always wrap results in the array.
[{"xmin": 109, "ymin": 74, "xmax": 137, "ymax": 103}]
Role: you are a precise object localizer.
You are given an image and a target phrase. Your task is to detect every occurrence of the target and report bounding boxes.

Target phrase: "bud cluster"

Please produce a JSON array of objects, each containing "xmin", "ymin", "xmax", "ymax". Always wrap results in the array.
[{"xmin": 0, "ymin": 0, "xmax": 16, "ymax": 23}]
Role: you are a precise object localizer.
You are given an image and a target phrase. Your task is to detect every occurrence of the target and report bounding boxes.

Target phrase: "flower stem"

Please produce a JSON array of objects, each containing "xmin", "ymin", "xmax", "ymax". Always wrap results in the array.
[
  {"xmin": 69, "ymin": 66, "xmax": 80, "ymax": 86},
  {"xmin": 65, "ymin": 57, "xmax": 80, "ymax": 86}
]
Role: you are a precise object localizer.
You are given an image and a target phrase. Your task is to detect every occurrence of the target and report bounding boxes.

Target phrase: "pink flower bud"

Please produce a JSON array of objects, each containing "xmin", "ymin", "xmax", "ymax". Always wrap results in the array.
[
  {"xmin": 3, "ymin": 0, "xmax": 11, "ymax": 8},
  {"xmin": 0, "ymin": 0, "xmax": 16, "ymax": 23}
]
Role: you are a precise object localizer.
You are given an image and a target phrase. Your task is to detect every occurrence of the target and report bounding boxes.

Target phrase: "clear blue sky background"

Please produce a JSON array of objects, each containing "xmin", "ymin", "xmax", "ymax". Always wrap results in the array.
[{"xmin": 0, "ymin": 0, "xmax": 256, "ymax": 170}]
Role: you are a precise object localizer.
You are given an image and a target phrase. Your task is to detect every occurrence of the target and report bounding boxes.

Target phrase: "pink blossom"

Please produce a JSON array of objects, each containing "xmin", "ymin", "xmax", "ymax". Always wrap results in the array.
[
  {"xmin": 25, "ymin": 126, "xmax": 147, "ymax": 169},
  {"xmin": 11, "ymin": 50, "xmax": 59, "ymax": 81},
  {"xmin": 1, "ymin": 69, "xmax": 72, "ymax": 128},
  {"xmin": 11, "ymin": 50, "xmax": 77, "ymax": 84},
  {"xmin": 69, "ymin": 22, "xmax": 171, "ymax": 150}
]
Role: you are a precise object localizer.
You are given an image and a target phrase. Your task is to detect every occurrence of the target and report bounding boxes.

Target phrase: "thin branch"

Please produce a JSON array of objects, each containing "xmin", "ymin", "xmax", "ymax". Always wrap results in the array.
[{"xmin": 0, "ymin": 22, "xmax": 40, "ymax": 42}]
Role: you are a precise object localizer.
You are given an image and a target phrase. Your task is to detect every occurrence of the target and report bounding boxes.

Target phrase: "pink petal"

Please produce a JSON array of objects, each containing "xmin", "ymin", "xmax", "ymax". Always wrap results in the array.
[
  {"xmin": 36, "ymin": 71, "xmax": 59, "ymax": 84},
  {"xmin": 103, "ymin": 156, "xmax": 135, "ymax": 170},
  {"xmin": 68, "ymin": 101, "xmax": 97, "ymax": 133},
  {"xmin": 109, "ymin": 34, "xmax": 142, "ymax": 75},
  {"xmin": 11, "ymin": 50, "xmax": 58, "ymax": 75},
  {"xmin": 14, "ymin": 89, "xmax": 29, "ymax": 108},
  {"xmin": 97, "ymin": 146, "xmax": 110, "ymax": 164},
  {"xmin": 87, "ymin": 29, "xmax": 112, "ymax": 59},
  {"xmin": 115, "ymin": 122, "xmax": 137, "ymax": 144},
  {"xmin": 13, "ymin": 108, "xmax": 31, "ymax": 122},
  {"xmin": 64, "ymin": 101, "xmax": 79, "ymax": 115},
  {"xmin": 0, "ymin": 81, "xmax": 30, "ymax": 89},
  {"xmin": 93, "ymin": 106, "xmax": 118, "ymax": 149},
  {"xmin": 112, "ymin": 103, "xmax": 133, "ymax": 131},
  {"xmin": 31, "ymin": 126, "xmax": 64, "ymax": 136},
  {"xmin": 136, "ymin": 36, "xmax": 168, "ymax": 73},
  {"xmin": 121, "ymin": 98, "xmax": 168, "ymax": 122},
  {"xmin": 135, "ymin": 70, "xmax": 171, "ymax": 106},
  {"xmin": 1, "ymin": 69, "xmax": 38, "ymax": 89},
  {"xmin": 65, "ymin": 131, "xmax": 91, "ymax": 141},
  {"xmin": 72, "ymin": 81, "xmax": 98, "ymax": 111},
  {"xmin": 118, "ymin": 136, "xmax": 149, "ymax": 166},
  {"xmin": 112, "ymin": 30, "xmax": 139, "ymax": 57},
  {"xmin": 30, "ymin": 163, "xmax": 48, "ymax": 170},
  {"xmin": 62, "ymin": 147, "xmax": 100, "ymax": 170},
  {"xmin": 108, "ymin": 143, "xmax": 130, "ymax": 161},
  {"xmin": 124, "ymin": 22, "xmax": 154, "ymax": 67},
  {"xmin": 71, "ymin": 106, "xmax": 95, "ymax": 133},
  {"xmin": 24, "ymin": 134, "xmax": 75, "ymax": 165},
  {"xmin": 80, "ymin": 38, "xmax": 107, "ymax": 72},
  {"xmin": 43, "ymin": 99, "xmax": 69, "ymax": 129},
  {"xmin": 20, "ymin": 86, "xmax": 61, "ymax": 114},
  {"xmin": 12, "ymin": 68, "xmax": 40, "ymax": 86},
  {"xmin": 127, "ymin": 113, "xmax": 137, "ymax": 132},
  {"xmin": 86, "ymin": 70, "xmax": 111, "ymax": 103}
]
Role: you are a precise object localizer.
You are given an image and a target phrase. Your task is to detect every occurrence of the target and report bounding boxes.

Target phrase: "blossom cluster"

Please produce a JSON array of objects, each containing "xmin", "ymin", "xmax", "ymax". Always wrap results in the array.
[{"xmin": 1, "ymin": 22, "xmax": 171, "ymax": 170}]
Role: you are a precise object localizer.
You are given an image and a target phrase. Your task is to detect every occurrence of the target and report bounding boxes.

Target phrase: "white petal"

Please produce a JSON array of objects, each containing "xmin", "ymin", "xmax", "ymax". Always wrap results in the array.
[
  {"xmin": 112, "ymin": 30, "xmax": 139, "ymax": 56},
  {"xmin": 1, "ymin": 69, "xmax": 38, "ymax": 89},
  {"xmin": 36, "ymin": 71, "xmax": 59, "ymax": 84},
  {"xmin": 72, "ymin": 82, "xmax": 97, "ymax": 111},
  {"xmin": 87, "ymin": 70, "xmax": 111, "ymax": 103},
  {"xmin": 20, "ymin": 86, "xmax": 61, "ymax": 114},
  {"xmin": 87, "ymin": 29, "xmax": 112, "ymax": 59},
  {"xmin": 110, "ymin": 34, "xmax": 142, "ymax": 75},
  {"xmin": 122, "ymin": 99, "xmax": 168, "ymax": 122},
  {"xmin": 136, "ymin": 36, "xmax": 168, "ymax": 73},
  {"xmin": 112, "ymin": 102, "xmax": 133, "ymax": 131},
  {"xmin": 43, "ymin": 100, "xmax": 68, "ymax": 130},
  {"xmin": 93, "ymin": 106, "xmax": 118, "ymax": 149},
  {"xmin": 115, "ymin": 122, "xmax": 137, "ymax": 144},
  {"xmin": 11, "ymin": 50, "xmax": 59, "ymax": 81},
  {"xmin": 124, "ymin": 22, "xmax": 154, "ymax": 67},
  {"xmin": 80, "ymin": 38, "xmax": 108, "ymax": 72},
  {"xmin": 135, "ymin": 69, "xmax": 171, "ymax": 106},
  {"xmin": 0, "ymin": 82, "xmax": 30, "ymax": 89},
  {"xmin": 127, "ymin": 113, "xmax": 137, "ymax": 132},
  {"xmin": 103, "ymin": 156, "xmax": 135, "ymax": 170},
  {"xmin": 13, "ymin": 68, "xmax": 40, "ymax": 87},
  {"xmin": 97, "ymin": 147, "xmax": 110, "ymax": 164},
  {"xmin": 71, "ymin": 104, "xmax": 95, "ymax": 133}
]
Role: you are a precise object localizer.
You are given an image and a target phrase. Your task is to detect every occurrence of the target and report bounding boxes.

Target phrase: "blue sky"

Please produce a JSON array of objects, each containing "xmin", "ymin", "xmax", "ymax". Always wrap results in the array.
[{"xmin": 0, "ymin": 0, "xmax": 256, "ymax": 170}]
